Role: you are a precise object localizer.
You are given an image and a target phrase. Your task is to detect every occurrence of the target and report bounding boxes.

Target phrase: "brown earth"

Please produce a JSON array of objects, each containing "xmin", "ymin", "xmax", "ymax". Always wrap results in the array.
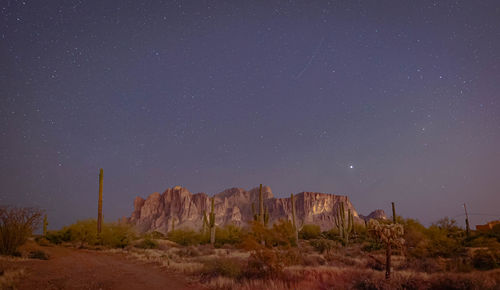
[{"xmin": 1, "ymin": 245, "xmax": 204, "ymax": 290}]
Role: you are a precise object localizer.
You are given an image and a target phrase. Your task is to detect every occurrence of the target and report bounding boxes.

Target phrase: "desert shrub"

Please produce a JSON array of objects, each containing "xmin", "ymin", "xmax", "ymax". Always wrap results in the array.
[
  {"xmin": 34, "ymin": 236, "xmax": 50, "ymax": 246},
  {"xmin": 361, "ymin": 240, "xmax": 383, "ymax": 252},
  {"xmin": 309, "ymin": 238, "xmax": 337, "ymax": 254},
  {"xmin": 0, "ymin": 206, "xmax": 43, "ymax": 255},
  {"xmin": 61, "ymin": 219, "xmax": 98, "ymax": 247},
  {"xmin": 398, "ymin": 257, "xmax": 444, "ymax": 273},
  {"xmin": 177, "ymin": 246, "xmax": 201, "ymax": 257},
  {"xmin": 270, "ymin": 220, "xmax": 296, "ymax": 247},
  {"xmin": 100, "ymin": 223, "xmax": 135, "ymax": 248},
  {"xmin": 135, "ymin": 237, "xmax": 158, "ymax": 249},
  {"xmin": 149, "ymin": 231, "xmax": 166, "ymax": 239},
  {"xmin": 299, "ymin": 224, "xmax": 321, "ymax": 240},
  {"xmin": 472, "ymin": 249, "xmax": 498, "ymax": 270},
  {"xmin": 167, "ymin": 229, "xmax": 204, "ymax": 246},
  {"xmin": 45, "ymin": 228, "xmax": 72, "ymax": 244},
  {"xmin": 422, "ymin": 219, "xmax": 466, "ymax": 258},
  {"xmin": 202, "ymin": 257, "xmax": 243, "ymax": 279},
  {"xmin": 428, "ymin": 272, "xmax": 498, "ymax": 290},
  {"xmin": 245, "ymin": 247, "xmax": 284, "ymax": 278},
  {"xmin": 302, "ymin": 254, "xmax": 326, "ymax": 266},
  {"xmin": 216, "ymin": 225, "xmax": 245, "ymax": 246},
  {"xmin": 245, "ymin": 220, "xmax": 296, "ymax": 248},
  {"xmin": 28, "ymin": 250, "xmax": 49, "ymax": 260}
]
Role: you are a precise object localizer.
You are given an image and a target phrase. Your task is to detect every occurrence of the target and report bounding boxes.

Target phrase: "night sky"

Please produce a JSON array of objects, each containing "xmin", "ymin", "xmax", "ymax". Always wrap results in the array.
[{"xmin": 1, "ymin": 1, "xmax": 499, "ymax": 230}]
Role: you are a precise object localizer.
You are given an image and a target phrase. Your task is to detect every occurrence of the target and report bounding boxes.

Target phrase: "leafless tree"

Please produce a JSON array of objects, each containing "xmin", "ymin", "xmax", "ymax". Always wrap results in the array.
[{"xmin": 0, "ymin": 206, "xmax": 43, "ymax": 255}]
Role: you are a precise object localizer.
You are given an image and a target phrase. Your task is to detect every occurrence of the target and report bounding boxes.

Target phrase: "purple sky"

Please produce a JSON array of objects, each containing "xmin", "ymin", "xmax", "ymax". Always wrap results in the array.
[{"xmin": 1, "ymin": 1, "xmax": 499, "ymax": 229}]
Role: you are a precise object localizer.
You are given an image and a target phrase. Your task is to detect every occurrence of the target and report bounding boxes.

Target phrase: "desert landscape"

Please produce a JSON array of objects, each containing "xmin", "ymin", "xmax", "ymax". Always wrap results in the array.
[
  {"xmin": 2, "ymin": 0, "xmax": 500, "ymax": 289},
  {"xmin": 1, "ymin": 185, "xmax": 499, "ymax": 289}
]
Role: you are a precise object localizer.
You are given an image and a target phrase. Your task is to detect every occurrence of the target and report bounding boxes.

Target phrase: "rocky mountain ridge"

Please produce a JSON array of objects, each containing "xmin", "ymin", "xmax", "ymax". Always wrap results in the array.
[{"xmin": 128, "ymin": 185, "xmax": 385, "ymax": 233}]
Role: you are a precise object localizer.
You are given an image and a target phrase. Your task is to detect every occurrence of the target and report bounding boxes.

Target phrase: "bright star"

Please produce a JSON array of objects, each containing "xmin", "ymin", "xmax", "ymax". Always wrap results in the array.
[{"xmin": 349, "ymin": 165, "xmax": 354, "ymax": 169}]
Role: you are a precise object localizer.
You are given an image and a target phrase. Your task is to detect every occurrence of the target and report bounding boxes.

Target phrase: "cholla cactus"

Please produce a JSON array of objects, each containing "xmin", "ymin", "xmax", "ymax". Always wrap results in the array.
[
  {"xmin": 368, "ymin": 219, "xmax": 405, "ymax": 279},
  {"xmin": 334, "ymin": 202, "xmax": 353, "ymax": 245}
]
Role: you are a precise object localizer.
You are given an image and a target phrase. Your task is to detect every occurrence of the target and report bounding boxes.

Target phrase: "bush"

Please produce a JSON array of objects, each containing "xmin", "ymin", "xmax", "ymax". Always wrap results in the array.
[
  {"xmin": 299, "ymin": 224, "xmax": 321, "ymax": 240},
  {"xmin": 215, "ymin": 225, "xmax": 244, "ymax": 246},
  {"xmin": 245, "ymin": 247, "xmax": 284, "ymax": 278},
  {"xmin": 472, "ymin": 249, "xmax": 498, "ymax": 270},
  {"xmin": 135, "ymin": 237, "xmax": 158, "ymax": 249},
  {"xmin": 309, "ymin": 239, "xmax": 337, "ymax": 254},
  {"xmin": 29, "ymin": 250, "xmax": 49, "ymax": 260},
  {"xmin": 45, "ymin": 229, "xmax": 72, "ymax": 244},
  {"xmin": 0, "ymin": 206, "xmax": 43, "ymax": 255},
  {"xmin": 167, "ymin": 229, "xmax": 204, "ymax": 246},
  {"xmin": 62, "ymin": 219, "xmax": 98, "ymax": 247},
  {"xmin": 202, "ymin": 258, "xmax": 242, "ymax": 279},
  {"xmin": 100, "ymin": 223, "xmax": 135, "ymax": 248},
  {"xmin": 149, "ymin": 231, "xmax": 166, "ymax": 239}
]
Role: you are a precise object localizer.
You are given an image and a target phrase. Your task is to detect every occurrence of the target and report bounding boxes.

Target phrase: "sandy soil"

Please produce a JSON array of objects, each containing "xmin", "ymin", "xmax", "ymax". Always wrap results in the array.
[{"xmin": 2, "ymin": 245, "xmax": 204, "ymax": 290}]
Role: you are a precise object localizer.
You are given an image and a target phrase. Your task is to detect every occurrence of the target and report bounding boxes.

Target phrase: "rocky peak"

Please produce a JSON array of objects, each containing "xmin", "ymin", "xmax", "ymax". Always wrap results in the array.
[
  {"xmin": 128, "ymin": 185, "xmax": 365, "ymax": 233},
  {"xmin": 359, "ymin": 209, "xmax": 388, "ymax": 221}
]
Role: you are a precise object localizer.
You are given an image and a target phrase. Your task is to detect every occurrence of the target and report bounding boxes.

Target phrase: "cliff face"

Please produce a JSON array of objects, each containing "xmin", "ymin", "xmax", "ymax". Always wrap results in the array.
[{"xmin": 128, "ymin": 185, "xmax": 362, "ymax": 233}]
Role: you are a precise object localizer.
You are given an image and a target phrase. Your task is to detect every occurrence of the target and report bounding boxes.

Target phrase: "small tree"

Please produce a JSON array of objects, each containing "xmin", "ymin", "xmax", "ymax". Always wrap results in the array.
[
  {"xmin": 0, "ymin": 206, "xmax": 43, "ymax": 255},
  {"xmin": 368, "ymin": 219, "xmax": 404, "ymax": 279}
]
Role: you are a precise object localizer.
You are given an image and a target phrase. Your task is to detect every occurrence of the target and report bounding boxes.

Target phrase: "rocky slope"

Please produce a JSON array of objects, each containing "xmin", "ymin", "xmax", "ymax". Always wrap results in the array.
[{"xmin": 128, "ymin": 185, "xmax": 376, "ymax": 233}]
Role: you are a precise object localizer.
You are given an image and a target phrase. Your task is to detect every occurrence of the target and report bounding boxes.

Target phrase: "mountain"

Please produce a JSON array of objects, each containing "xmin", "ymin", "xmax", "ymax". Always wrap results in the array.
[
  {"xmin": 359, "ymin": 209, "xmax": 388, "ymax": 222},
  {"xmin": 127, "ymin": 185, "xmax": 369, "ymax": 233}
]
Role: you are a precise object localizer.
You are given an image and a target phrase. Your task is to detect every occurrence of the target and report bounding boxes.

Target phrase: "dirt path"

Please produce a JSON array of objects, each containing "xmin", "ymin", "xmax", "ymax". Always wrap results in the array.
[{"xmin": 6, "ymin": 246, "xmax": 203, "ymax": 290}]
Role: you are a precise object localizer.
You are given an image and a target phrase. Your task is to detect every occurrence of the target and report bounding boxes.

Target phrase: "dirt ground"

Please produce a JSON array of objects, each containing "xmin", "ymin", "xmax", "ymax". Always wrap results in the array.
[{"xmin": 1, "ymin": 245, "xmax": 204, "ymax": 290}]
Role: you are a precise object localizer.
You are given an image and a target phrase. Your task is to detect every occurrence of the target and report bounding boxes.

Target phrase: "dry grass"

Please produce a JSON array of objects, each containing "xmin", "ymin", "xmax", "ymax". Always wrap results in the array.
[
  {"xmin": 104, "ymin": 240, "xmax": 500, "ymax": 290},
  {"xmin": 0, "ymin": 268, "xmax": 25, "ymax": 289}
]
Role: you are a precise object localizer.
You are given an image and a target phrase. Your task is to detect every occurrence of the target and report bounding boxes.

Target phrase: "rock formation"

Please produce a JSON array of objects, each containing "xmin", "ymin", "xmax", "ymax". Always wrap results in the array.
[
  {"xmin": 128, "ymin": 185, "xmax": 370, "ymax": 234},
  {"xmin": 359, "ymin": 209, "xmax": 388, "ymax": 222}
]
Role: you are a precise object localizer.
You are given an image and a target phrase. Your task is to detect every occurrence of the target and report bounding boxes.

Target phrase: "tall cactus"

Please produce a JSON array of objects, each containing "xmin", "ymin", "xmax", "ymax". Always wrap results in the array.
[
  {"xmin": 209, "ymin": 197, "xmax": 216, "ymax": 245},
  {"xmin": 259, "ymin": 184, "xmax": 264, "ymax": 224},
  {"xmin": 392, "ymin": 202, "xmax": 397, "ymax": 224},
  {"xmin": 263, "ymin": 206, "xmax": 270, "ymax": 227},
  {"xmin": 334, "ymin": 202, "xmax": 353, "ymax": 245},
  {"xmin": 171, "ymin": 217, "xmax": 176, "ymax": 232},
  {"xmin": 368, "ymin": 219, "xmax": 405, "ymax": 279},
  {"xmin": 97, "ymin": 168, "xmax": 103, "ymax": 234},
  {"xmin": 43, "ymin": 214, "xmax": 48, "ymax": 236},
  {"xmin": 291, "ymin": 193, "xmax": 298, "ymax": 244}
]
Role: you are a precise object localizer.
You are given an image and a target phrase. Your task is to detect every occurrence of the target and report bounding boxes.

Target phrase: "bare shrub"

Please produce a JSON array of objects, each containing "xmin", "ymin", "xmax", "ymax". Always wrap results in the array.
[
  {"xmin": 202, "ymin": 257, "xmax": 243, "ymax": 279},
  {"xmin": 0, "ymin": 206, "xmax": 42, "ymax": 255},
  {"xmin": 28, "ymin": 250, "xmax": 49, "ymax": 260}
]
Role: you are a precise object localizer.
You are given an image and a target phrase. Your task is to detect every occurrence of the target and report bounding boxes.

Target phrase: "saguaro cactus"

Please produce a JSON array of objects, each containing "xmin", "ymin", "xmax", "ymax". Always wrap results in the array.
[
  {"xmin": 291, "ymin": 193, "xmax": 298, "ymax": 244},
  {"xmin": 97, "ymin": 168, "xmax": 103, "ymax": 234},
  {"xmin": 259, "ymin": 184, "xmax": 264, "ymax": 223},
  {"xmin": 334, "ymin": 202, "xmax": 353, "ymax": 245},
  {"xmin": 263, "ymin": 206, "xmax": 270, "ymax": 227},
  {"xmin": 43, "ymin": 214, "xmax": 48, "ymax": 236},
  {"xmin": 368, "ymin": 219, "xmax": 405, "ymax": 280},
  {"xmin": 171, "ymin": 217, "xmax": 176, "ymax": 232},
  {"xmin": 209, "ymin": 197, "xmax": 216, "ymax": 245},
  {"xmin": 392, "ymin": 202, "xmax": 397, "ymax": 224}
]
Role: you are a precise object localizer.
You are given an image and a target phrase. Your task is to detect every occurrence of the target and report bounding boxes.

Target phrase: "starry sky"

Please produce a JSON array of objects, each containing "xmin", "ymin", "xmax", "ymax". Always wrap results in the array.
[{"xmin": 1, "ymin": 1, "xmax": 499, "ymax": 230}]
